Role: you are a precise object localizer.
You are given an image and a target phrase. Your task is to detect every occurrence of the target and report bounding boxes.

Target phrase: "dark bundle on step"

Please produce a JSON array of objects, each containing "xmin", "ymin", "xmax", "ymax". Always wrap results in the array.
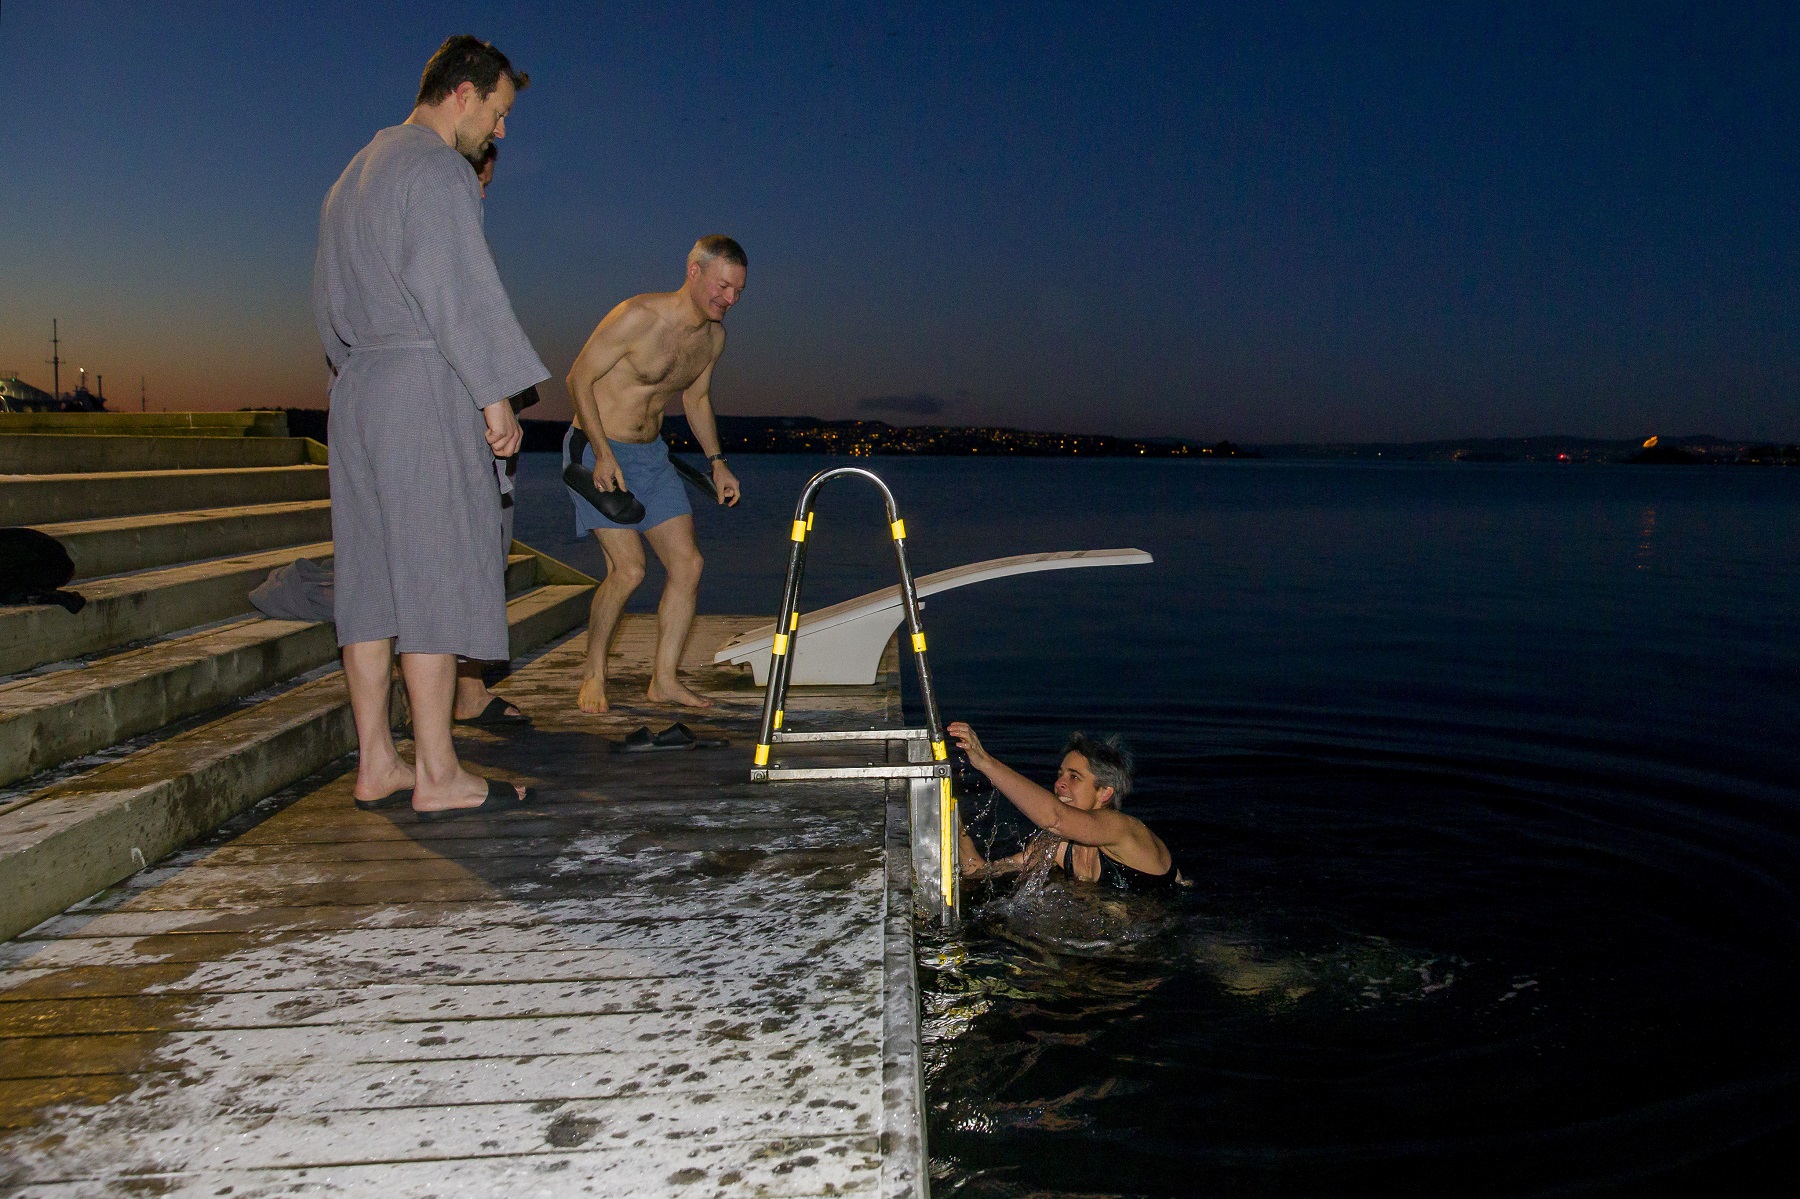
[{"xmin": 0, "ymin": 528, "xmax": 87, "ymax": 613}]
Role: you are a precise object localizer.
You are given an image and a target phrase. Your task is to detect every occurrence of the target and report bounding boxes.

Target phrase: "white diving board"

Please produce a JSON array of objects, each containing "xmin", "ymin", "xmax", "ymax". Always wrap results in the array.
[{"xmin": 714, "ymin": 547, "xmax": 1154, "ymax": 685}]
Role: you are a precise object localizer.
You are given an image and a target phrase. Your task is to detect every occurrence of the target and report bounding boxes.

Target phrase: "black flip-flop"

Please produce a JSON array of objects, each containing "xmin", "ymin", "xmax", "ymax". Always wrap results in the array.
[
  {"xmin": 614, "ymin": 725, "xmax": 655, "ymax": 752},
  {"xmin": 415, "ymin": 778, "xmax": 533, "ymax": 822},
  {"xmin": 454, "ymin": 697, "xmax": 530, "ymax": 727},
  {"xmin": 353, "ymin": 787, "xmax": 414, "ymax": 812},
  {"xmin": 615, "ymin": 722, "xmax": 728, "ymax": 752},
  {"xmin": 564, "ymin": 428, "xmax": 647, "ymax": 523},
  {"xmin": 667, "ymin": 452, "xmax": 721, "ymax": 503}
]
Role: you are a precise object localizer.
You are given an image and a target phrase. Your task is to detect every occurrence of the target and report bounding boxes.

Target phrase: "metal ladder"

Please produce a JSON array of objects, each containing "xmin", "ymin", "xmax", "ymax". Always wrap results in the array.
[{"xmin": 749, "ymin": 466, "xmax": 959, "ymax": 923}]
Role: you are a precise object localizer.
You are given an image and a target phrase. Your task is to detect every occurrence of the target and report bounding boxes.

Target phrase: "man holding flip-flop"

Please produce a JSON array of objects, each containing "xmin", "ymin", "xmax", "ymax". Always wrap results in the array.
[{"xmin": 563, "ymin": 236, "xmax": 745, "ymax": 713}]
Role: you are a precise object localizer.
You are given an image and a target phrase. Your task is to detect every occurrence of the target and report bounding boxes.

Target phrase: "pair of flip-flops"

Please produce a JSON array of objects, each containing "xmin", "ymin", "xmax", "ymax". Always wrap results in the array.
[
  {"xmin": 353, "ymin": 778, "xmax": 533, "ymax": 818},
  {"xmin": 614, "ymin": 722, "xmax": 728, "ymax": 753},
  {"xmin": 453, "ymin": 697, "xmax": 530, "ymax": 727}
]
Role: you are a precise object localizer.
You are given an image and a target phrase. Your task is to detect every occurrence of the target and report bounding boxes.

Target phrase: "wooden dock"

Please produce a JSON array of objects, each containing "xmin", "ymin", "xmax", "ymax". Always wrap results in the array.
[{"xmin": 0, "ymin": 616, "xmax": 927, "ymax": 1198}]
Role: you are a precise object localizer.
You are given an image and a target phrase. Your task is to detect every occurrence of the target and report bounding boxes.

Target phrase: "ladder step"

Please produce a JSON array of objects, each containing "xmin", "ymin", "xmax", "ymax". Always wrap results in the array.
[
  {"xmin": 772, "ymin": 728, "xmax": 930, "ymax": 743},
  {"xmin": 753, "ymin": 764, "xmax": 948, "ymax": 781}
]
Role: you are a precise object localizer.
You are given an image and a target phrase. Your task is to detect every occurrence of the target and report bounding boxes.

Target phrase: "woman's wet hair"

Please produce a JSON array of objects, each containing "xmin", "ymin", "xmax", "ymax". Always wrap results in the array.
[
  {"xmin": 417, "ymin": 35, "xmax": 529, "ymax": 107},
  {"xmin": 1064, "ymin": 732, "xmax": 1133, "ymax": 806}
]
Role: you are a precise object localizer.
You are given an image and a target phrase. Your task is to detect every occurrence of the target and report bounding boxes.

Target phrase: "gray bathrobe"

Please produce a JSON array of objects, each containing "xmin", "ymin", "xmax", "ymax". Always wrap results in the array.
[{"xmin": 313, "ymin": 124, "xmax": 548, "ymax": 660}]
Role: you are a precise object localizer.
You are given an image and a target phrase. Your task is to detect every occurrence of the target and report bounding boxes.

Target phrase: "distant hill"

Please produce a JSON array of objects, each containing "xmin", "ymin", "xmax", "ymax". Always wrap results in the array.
[
  {"xmin": 1255, "ymin": 434, "xmax": 1798, "ymax": 464},
  {"xmin": 264, "ymin": 409, "xmax": 1794, "ymax": 464},
  {"xmin": 270, "ymin": 408, "xmax": 1253, "ymax": 459}
]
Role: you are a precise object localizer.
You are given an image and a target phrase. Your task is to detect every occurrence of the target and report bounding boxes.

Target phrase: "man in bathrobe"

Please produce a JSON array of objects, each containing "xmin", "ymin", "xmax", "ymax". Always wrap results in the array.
[{"xmin": 313, "ymin": 35, "xmax": 547, "ymax": 818}]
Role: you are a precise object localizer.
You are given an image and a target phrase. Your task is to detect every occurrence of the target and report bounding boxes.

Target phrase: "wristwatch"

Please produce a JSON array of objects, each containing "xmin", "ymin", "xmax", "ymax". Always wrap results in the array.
[{"xmin": 707, "ymin": 454, "xmax": 727, "ymax": 464}]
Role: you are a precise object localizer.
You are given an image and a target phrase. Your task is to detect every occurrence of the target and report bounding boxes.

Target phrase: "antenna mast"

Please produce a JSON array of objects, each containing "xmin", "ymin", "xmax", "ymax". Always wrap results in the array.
[{"xmin": 47, "ymin": 319, "xmax": 61, "ymax": 401}]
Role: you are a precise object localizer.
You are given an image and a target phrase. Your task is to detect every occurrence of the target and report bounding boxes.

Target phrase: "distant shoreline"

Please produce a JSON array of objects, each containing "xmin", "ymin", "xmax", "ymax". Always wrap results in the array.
[{"xmin": 267, "ymin": 409, "xmax": 1798, "ymax": 466}]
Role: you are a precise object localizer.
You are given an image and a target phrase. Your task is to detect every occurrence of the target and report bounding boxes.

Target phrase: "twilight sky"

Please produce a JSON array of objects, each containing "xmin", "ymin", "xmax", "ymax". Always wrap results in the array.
[{"xmin": 2, "ymin": 1, "xmax": 1795, "ymax": 442}]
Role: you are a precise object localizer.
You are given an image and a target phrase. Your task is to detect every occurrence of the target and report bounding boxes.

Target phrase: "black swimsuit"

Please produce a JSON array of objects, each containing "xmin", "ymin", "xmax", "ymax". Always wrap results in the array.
[{"xmin": 1054, "ymin": 841, "xmax": 1179, "ymax": 891}]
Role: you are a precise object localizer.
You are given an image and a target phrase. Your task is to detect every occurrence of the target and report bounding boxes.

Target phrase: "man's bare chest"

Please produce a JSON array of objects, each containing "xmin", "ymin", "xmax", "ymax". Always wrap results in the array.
[{"xmin": 625, "ymin": 331, "xmax": 714, "ymax": 393}]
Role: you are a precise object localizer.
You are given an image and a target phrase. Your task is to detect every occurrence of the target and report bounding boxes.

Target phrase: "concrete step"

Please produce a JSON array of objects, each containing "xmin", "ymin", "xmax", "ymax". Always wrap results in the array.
[
  {"xmin": 1, "ymin": 465, "xmax": 329, "ymax": 525},
  {"xmin": 36, "ymin": 500, "xmax": 334, "ymax": 580},
  {"xmin": 0, "ymin": 434, "xmax": 314, "ymax": 474},
  {"xmin": 0, "ymin": 411, "xmax": 289, "ymax": 437},
  {"xmin": 0, "ymin": 670, "xmax": 392, "ymax": 944},
  {"xmin": 504, "ymin": 583, "xmax": 598, "ymax": 657},
  {"xmin": 0, "ymin": 616, "xmax": 339, "ymax": 788},
  {"xmin": 0, "ymin": 555, "xmax": 543, "ymax": 789},
  {"xmin": 0, "ymin": 580, "xmax": 595, "ymax": 942},
  {"xmin": 503, "ymin": 551, "xmax": 538, "ymax": 595},
  {"xmin": 0, "ymin": 541, "xmax": 335, "ymax": 678}
]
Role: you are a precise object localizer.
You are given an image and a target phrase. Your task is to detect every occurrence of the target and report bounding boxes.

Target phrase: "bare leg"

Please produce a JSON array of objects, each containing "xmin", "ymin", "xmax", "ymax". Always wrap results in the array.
[
  {"xmin": 342, "ymin": 638, "xmax": 414, "ymax": 803},
  {"xmin": 578, "ymin": 528, "xmax": 646, "ymax": 713},
  {"xmin": 401, "ymin": 651, "xmax": 523, "ymax": 812},
  {"xmin": 453, "ymin": 659, "xmax": 518, "ymax": 721},
  {"xmin": 642, "ymin": 516, "xmax": 711, "ymax": 708}
]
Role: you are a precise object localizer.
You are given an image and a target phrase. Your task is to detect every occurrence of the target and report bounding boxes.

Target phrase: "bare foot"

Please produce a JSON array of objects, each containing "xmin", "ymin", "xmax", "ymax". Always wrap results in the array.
[
  {"xmin": 577, "ymin": 675, "xmax": 609, "ymax": 714},
  {"xmin": 353, "ymin": 758, "xmax": 416, "ymax": 806},
  {"xmin": 412, "ymin": 769, "xmax": 527, "ymax": 813},
  {"xmin": 646, "ymin": 676, "xmax": 713, "ymax": 708}
]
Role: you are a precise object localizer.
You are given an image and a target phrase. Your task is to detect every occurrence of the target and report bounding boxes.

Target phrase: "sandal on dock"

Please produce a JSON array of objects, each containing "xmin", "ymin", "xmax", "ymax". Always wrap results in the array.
[
  {"xmin": 453, "ymin": 697, "xmax": 530, "ymax": 727},
  {"xmin": 414, "ymin": 779, "xmax": 532, "ymax": 822},
  {"xmin": 614, "ymin": 722, "xmax": 728, "ymax": 753},
  {"xmin": 352, "ymin": 788, "xmax": 413, "ymax": 812}
]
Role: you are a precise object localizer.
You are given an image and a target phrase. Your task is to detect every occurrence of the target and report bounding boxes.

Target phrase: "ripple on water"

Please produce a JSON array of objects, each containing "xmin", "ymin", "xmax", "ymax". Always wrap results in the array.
[{"xmin": 922, "ymin": 741, "xmax": 1800, "ymax": 1198}]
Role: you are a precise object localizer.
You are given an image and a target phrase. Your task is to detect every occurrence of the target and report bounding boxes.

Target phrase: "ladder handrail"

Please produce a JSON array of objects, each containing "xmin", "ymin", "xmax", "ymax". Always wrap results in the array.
[{"xmin": 753, "ymin": 466, "xmax": 948, "ymax": 768}]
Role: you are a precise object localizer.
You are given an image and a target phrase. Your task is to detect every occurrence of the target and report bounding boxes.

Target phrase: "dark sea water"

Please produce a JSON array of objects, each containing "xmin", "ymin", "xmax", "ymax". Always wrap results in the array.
[{"xmin": 515, "ymin": 453, "xmax": 1800, "ymax": 1198}]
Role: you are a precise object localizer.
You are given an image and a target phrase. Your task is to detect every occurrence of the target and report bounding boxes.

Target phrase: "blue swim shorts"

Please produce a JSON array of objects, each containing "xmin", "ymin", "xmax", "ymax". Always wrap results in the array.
[{"xmin": 563, "ymin": 429, "xmax": 692, "ymax": 535}]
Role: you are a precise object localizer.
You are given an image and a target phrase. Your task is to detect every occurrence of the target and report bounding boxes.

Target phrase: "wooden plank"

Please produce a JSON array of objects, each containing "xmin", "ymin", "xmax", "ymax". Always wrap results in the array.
[
  {"xmin": 0, "ymin": 932, "xmax": 883, "ymax": 1000},
  {"xmin": 0, "ymin": 614, "xmax": 924, "ymax": 1198},
  {"xmin": 0, "ymin": 909, "xmax": 875, "ymax": 964},
  {"xmin": 5, "ymin": 1085, "xmax": 876, "ymax": 1158},
  {"xmin": 0, "ymin": 1004, "xmax": 878, "ymax": 1078},
  {"xmin": 8, "ymin": 1138, "xmax": 882, "ymax": 1199}
]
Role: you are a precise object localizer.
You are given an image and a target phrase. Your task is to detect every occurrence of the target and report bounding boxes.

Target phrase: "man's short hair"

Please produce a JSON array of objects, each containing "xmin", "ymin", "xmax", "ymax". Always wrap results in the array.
[
  {"xmin": 688, "ymin": 235, "xmax": 747, "ymax": 270},
  {"xmin": 1064, "ymin": 732, "xmax": 1133, "ymax": 805},
  {"xmin": 417, "ymin": 35, "xmax": 529, "ymax": 107}
]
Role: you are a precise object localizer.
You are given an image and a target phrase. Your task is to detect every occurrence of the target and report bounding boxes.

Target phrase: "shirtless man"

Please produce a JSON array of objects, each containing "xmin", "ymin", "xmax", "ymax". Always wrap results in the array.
[{"xmin": 564, "ymin": 235, "xmax": 745, "ymax": 713}]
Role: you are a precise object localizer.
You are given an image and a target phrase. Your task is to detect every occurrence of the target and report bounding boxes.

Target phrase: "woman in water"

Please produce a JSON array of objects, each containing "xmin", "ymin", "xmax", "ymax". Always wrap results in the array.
[{"xmin": 948, "ymin": 722, "xmax": 1183, "ymax": 889}]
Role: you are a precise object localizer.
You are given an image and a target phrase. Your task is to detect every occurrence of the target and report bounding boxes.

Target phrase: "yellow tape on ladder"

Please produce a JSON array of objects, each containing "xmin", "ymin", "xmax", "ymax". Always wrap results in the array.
[
  {"xmin": 789, "ymin": 611, "xmax": 799, "ymax": 631},
  {"xmin": 911, "ymin": 631, "xmax": 927, "ymax": 653},
  {"xmin": 890, "ymin": 518, "xmax": 906, "ymax": 541},
  {"xmin": 754, "ymin": 743, "xmax": 770, "ymax": 766},
  {"xmin": 773, "ymin": 709, "xmax": 783, "ymax": 729},
  {"xmin": 940, "ymin": 777, "xmax": 956, "ymax": 909},
  {"xmin": 932, "ymin": 739, "xmax": 948, "ymax": 761},
  {"xmin": 772, "ymin": 633, "xmax": 789, "ymax": 656},
  {"xmin": 790, "ymin": 520, "xmax": 807, "ymax": 542}
]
